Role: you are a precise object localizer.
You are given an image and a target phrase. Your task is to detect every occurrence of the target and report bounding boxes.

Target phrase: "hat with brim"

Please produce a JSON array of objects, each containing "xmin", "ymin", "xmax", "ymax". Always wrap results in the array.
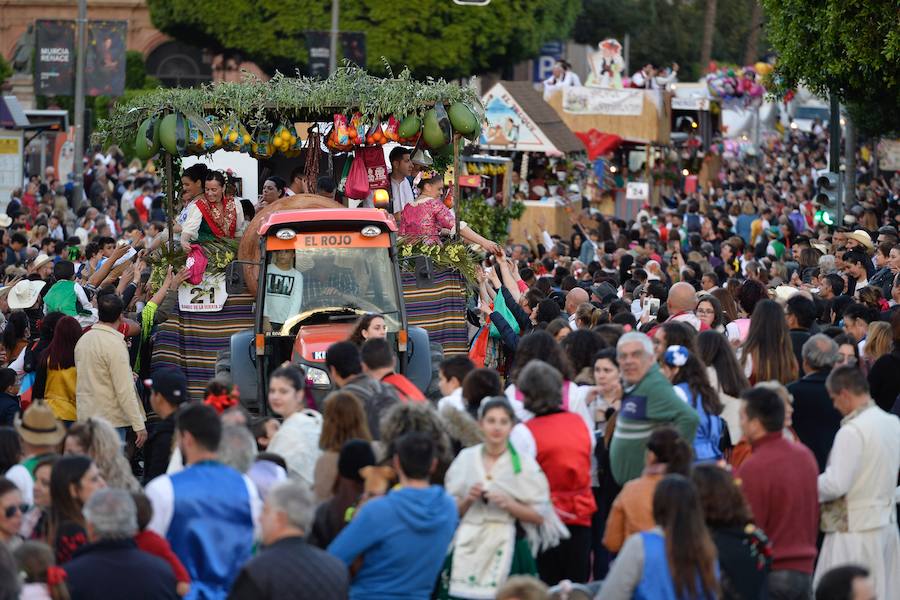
[
  {"xmin": 16, "ymin": 400, "xmax": 65, "ymax": 446},
  {"xmin": 31, "ymin": 253, "xmax": 53, "ymax": 271},
  {"xmin": 8, "ymin": 280, "xmax": 46, "ymax": 310},
  {"xmin": 846, "ymin": 229, "xmax": 874, "ymax": 251},
  {"xmin": 0, "ymin": 214, "xmax": 11, "ymax": 228}
]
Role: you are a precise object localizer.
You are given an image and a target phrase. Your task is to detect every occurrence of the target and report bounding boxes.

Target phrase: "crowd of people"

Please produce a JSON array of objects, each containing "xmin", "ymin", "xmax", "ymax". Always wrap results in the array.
[{"xmin": 0, "ymin": 122, "xmax": 897, "ymax": 600}]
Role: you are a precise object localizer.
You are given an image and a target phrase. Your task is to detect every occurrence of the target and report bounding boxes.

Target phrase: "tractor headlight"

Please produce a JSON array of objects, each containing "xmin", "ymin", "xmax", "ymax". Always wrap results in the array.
[{"xmin": 305, "ymin": 367, "xmax": 331, "ymax": 387}]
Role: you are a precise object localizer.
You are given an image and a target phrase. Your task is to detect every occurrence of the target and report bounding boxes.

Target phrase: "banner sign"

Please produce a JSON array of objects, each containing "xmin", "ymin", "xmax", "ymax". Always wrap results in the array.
[
  {"xmin": 305, "ymin": 31, "xmax": 367, "ymax": 78},
  {"xmin": 562, "ymin": 86, "xmax": 644, "ymax": 117},
  {"xmin": 626, "ymin": 182, "xmax": 649, "ymax": 201},
  {"xmin": 86, "ymin": 21, "xmax": 127, "ymax": 97},
  {"xmin": 179, "ymin": 274, "xmax": 228, "ymax": 312},
  {"xmin": 0, "ymin": 133, "xmax": 24, "ymax": 214},
  {"xmin": 35, "ymin": 20, "xmax": 76, "ymax": 96},
  {"xmin": 479, "ymin": 83, "xmax": 559, "ymax": 153},
  {"xmin": 672, "ymin": 97, "xmax": 710, "ymax": 111}
]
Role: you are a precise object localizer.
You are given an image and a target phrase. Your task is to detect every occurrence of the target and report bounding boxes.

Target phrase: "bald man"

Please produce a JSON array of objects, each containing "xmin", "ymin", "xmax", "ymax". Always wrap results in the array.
[
  {"xmin": 565, "ymin": 286, "xmax": 589, "ymax": 329},
  {"xmin": 664, "ymin": 281, "xmax": 707, "ymax": 331}
]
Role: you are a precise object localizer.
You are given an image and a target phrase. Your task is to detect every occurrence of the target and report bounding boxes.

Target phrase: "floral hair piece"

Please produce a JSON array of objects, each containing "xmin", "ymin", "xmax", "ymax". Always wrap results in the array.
[{"xmin": 664, "ymin": 344, "xmax": 690, "ymax": 367}]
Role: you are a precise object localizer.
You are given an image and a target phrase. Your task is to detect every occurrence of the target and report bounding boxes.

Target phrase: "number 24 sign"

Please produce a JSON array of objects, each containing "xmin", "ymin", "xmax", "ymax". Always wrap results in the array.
[{"xmin": 178, "ymin": 274, "xmax": 229, "ymax": 312}]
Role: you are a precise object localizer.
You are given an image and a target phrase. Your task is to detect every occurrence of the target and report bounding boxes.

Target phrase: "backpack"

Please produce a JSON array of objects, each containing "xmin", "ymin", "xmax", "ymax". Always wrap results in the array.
[
  {"xmin": 344, "ymin": 377, "xmax": 400, "ymax": 438},
  {"xmin": 685, "ymin": 213, "xmax": 701, "ymax": 233}
]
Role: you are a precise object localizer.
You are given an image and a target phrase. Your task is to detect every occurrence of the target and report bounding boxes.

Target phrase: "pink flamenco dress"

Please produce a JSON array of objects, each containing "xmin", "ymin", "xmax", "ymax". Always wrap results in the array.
[{"xmin": 398, "ymin": 197, "xmax": 456, "ymax": 243}]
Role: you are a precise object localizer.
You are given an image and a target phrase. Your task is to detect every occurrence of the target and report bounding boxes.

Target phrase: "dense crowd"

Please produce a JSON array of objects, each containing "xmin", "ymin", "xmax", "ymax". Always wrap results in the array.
[{"xmin": 0, "ymin": 126, "xmax": 897, "ymax": 600}]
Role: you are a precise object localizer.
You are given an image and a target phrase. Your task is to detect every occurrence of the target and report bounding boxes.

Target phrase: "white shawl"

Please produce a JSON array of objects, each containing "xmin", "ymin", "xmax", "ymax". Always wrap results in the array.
[
  {"xmin": 444, "ymin": 444, "xmax": 568, "ymax": 599},
  {"xmin": 267, "ymin": 409, "xmax": 322, "ymax": 487}
]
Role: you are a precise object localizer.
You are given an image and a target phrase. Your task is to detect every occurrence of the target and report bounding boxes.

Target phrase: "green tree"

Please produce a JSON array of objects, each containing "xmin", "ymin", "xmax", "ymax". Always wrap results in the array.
[
  {"xmin": 146, "ymin": 0, "xmax": 580, "ymax": 79},
  {"xmin": 762, "ymin": 0, "xmax": 900, "ymax": 135},
  {"xmin": 573, "ymin": 0, "xmax": 767, "ymax": 80}
]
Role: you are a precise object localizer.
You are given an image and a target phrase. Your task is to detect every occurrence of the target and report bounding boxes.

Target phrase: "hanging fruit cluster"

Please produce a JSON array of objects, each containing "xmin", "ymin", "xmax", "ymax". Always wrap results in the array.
[
  {"xmin": 467, "ymin": 162, "xmax": 508, "ymax": 176},
  {"xmin": 132, "ymin": 99, "xmax": 481, "ymax": 160}
]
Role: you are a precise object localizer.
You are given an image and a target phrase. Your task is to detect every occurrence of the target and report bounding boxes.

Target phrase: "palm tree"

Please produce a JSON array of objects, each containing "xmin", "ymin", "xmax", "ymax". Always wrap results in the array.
[
  {"xmin": 743, "ymin": 0, "xmax": 763, "ymax": 65},
  {"xmin": 700, "ymin": 0, "xmax": 718, "ymax": 70}
]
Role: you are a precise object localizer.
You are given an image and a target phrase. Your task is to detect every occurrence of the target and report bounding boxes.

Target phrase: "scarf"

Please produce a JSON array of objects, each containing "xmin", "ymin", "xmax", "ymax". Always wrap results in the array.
[
  {"xmin": 444, "ymin": 443, "xmax": 567, "ymax": 599},
  {"xmin": 196, "ymin": 195, "xmax": 237, "ymax": 237}
]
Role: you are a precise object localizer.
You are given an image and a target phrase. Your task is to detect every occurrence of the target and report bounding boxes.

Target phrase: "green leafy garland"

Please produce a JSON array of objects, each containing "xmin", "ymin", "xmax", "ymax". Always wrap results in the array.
[
  {"xmin": 458, "ymin": 196, "xmax": 525, "ymax": 245},
  {"xmin": 398, "ymin": 236, "xmax": 479, "ymax": 287},
  {"xmin": 146, "ymin": 238, "xmax": 239, "ymax": 292},
  {"xmin": 93, "ymin": 64, "xmax": 484, "ymax": 149}
]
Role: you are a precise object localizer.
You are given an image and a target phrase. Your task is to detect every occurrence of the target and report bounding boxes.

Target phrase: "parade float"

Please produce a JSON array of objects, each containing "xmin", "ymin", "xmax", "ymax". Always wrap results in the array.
[{"xmin": 94, "ymin": 66, "xmax": 484, "ymax": 408}]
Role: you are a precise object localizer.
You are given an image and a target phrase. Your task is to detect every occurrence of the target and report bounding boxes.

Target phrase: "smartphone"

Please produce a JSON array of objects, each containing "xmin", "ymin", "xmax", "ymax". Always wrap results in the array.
[{"xmin": 645, "ymin": 297, "xmax": 660, "ymax": 317}]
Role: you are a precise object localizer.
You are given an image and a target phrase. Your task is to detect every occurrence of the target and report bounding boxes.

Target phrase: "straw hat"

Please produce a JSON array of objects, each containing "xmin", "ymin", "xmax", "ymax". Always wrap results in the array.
[
  {"xmin": 16, "ymin": 400, "xmax": 65, "ymax": 446},
  {"xmin": 31, "ymin": 253, "xmax": 53, "ymax": 271},
  {"xmin": 846, "ymin": 229, "xmax": 873, "ymax": 251},
  {"xmin": 7, "ymin": 280, "xmax": 46, "ymax": 310}
]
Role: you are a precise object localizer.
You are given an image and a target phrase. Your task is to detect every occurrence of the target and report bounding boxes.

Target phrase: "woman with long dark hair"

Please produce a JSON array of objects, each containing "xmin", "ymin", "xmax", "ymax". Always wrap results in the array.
[
  {"xmin": 562, "ymin": 329, "xmax": 604, "ymax": 384},
  {"xmin": 661, "ymin": 345, "xmax": 724, "ymax": 462},
  {"xmin": 739, "ymin": 299, "xmax": 799, "ymax": 385},
  {"xmin": 180, "ymin": 170, "xmax": 245, "ymax": 251},
  {"xmin": 504, "ymin": 331, "xmax": 592, "ymax": 432},
  {"xmin": 695, "ymin": 294, "xmax": 741, "ymax": 345},
  {"xmin": 33, "ymin": 316, "xmax": 82, "ymax": 424},
  {"xmin": 599, "ymin": 474, "xmax": 720, "ymax": 599},
  {"xmin": 603, "ymin": 427, "xmax": 692, "ymax": 552},
  {"xmin": 48, "ymin": 455, "xmax": 106, "ymax": 563},
  {"xmin": 347, "ymin": 313, "xmax": 387, "ymax": 347},
  {"xmin": 697, "ymin": 330, "xmax": 750, "ymax": 447},
  {"xmin": 313, "ymin": 391, "xmax": 371, "ymax": 502},
  {"xmin": 692, "ymin": 464, "xmax": 771, "ymax": 600}
]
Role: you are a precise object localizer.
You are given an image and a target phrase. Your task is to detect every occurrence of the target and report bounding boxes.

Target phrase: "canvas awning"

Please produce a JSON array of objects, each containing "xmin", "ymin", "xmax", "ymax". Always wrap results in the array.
[{"xmin": 478, "ymin": 82, "xmax": 584, "ymax": 155}]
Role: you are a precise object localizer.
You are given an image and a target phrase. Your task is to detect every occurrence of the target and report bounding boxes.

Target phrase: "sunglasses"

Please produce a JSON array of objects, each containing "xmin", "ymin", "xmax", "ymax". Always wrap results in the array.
[{"xmin": 3, "ymin": 503, "xmax": 28, "ymax": 518}]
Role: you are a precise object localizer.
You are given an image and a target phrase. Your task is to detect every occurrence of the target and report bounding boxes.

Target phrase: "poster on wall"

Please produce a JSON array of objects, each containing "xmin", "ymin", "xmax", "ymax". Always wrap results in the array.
[
  {"xmin": 34, "ymin": 20, "xmax": 76, "ymax": 96},
  {"xmin": 86, "ymin": 21, "xmax": 127, "ymax": 97},
  {"xmin": 479, "ymin": 83, "xmax": 559, "ymax": 154}
]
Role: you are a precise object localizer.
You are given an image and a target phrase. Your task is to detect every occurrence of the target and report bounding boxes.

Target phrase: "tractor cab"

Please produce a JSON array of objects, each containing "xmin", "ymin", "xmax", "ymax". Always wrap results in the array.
[{"xmin": 227, "ymin": 208, "xmax": 432, "ymax": 412}]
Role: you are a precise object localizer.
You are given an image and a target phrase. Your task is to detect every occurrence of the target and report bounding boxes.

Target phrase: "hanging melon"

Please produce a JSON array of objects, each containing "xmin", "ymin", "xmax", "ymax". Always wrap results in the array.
[
  {"xmin": 448, "ymin": 103, "xmax": 478, "ymax": 136},
  {"xmin": 159, "ymin": 113, "xmax": 188, "ymax": 156},
  {"xmin": 423, "ymin": 106, "xmax": 451, "ymax": 150},
  {"xmin": 134, "ymin": 117, "xmax": 160, "ymax": 160},
  {"xmin": 398, "ymin": 115, "xmax": 422, "ymax": 139}
]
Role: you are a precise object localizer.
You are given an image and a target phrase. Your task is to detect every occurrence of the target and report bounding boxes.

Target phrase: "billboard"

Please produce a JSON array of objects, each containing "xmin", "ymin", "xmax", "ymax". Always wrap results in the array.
[
  {"xmin": 35, "ymin": 20, "xmax": 76, "ymax": 96},
  {"xmin": 86, "ymin": 21, "xmax": 127, "ymax": 97}
]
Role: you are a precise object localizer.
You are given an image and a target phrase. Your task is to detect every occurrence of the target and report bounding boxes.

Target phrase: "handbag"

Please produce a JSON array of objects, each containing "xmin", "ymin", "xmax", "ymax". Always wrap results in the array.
[{"xmin": 345, "ymin": 153, "xmax": 371, "ymax": 199}]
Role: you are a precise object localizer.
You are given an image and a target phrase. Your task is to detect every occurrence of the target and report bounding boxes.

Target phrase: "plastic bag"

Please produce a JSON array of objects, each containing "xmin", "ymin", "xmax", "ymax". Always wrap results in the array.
[{"xmin": 469, "ymin": 323, "xmax": 490, "ymax": 367}]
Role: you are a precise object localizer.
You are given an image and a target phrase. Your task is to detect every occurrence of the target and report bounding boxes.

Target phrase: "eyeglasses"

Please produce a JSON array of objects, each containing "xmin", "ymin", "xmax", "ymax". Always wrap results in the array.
[{"xmin": 3, "ymin": 504, "xmax": 28, "ymax": 518}]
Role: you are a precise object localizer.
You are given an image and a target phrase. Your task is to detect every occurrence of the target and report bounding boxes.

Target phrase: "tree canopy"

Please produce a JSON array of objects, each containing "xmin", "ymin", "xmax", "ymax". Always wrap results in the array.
[
  {"xmin": 0, "ymin": 54, "xmax": 11, "ymax": 86},
  {"xmin": 573, "ymin": 0, "xmax": 768, "ymax": 81},
  {"xmin": 146, "ymin": 0, "xmax": 580, "ymax": 79},
  {"xmin": 762, "ymin": 0, "xmax": 899, "ymax": 135}
]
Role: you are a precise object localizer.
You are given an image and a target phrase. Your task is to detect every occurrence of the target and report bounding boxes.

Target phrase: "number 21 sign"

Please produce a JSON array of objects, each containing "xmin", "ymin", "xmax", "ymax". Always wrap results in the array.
[{"xmin": 178, "ymin": 274, "xmax": 229, "ymax": 312}]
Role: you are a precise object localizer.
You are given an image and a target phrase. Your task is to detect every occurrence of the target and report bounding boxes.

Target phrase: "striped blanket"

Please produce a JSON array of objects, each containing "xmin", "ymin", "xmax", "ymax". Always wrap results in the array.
[
  {"xmin": 152, "ymin": 292, "xmax": 255, "ymax": 401},
  {"xmin": 401, "ymin": 268, "xmax": 468, "ymax": 355}
]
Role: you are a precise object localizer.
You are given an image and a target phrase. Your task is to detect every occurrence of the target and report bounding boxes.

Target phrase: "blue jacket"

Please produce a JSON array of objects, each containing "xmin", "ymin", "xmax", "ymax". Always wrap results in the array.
[
  {"xmin": 0, "ymin": 392, "xmax": 18, "ymax": 426},
  {"xmin": 328, "ymin": 485, "xmax": 458, "ymax": 600}
]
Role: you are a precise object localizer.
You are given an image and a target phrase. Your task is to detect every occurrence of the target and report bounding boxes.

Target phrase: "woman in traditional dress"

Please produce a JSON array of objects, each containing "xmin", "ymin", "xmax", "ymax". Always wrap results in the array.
[
  {"xmin": 180, "ymin": 170, "xmax": 245, "ymax": 251},
  {"xmin": 440, "ymin": 397, "xmax": 565, "ymax": 599},
  {"xmin": 398, "ymin": 171, "xmax": 500, "ymax": 254}
]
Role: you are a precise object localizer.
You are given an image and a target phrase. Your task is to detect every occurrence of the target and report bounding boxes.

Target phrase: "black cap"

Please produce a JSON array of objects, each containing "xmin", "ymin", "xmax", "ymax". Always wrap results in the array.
[
  {"xmin": 338, "ymin": 439, "xmax": 376, "ymax": 482},
  {"xmin": 148, "ymin": 368, "xmax": 188, "ymax": 405},
  {"xmin": 590, "ymin": 281, "xmax": 618, "ymax": 306},
  {"xmin": 878, "ymin": 225, "xmax": 898, "ymax": 237}
]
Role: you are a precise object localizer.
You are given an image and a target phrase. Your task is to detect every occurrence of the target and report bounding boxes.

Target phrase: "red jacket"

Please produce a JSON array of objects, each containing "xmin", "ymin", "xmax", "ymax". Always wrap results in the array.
[
  {"xmin": 526, "ymin": 411, "xmax": 596, "ymax": 527},
  {"xmin": 135, "ymin": 529, "xmax": 191, "ymax": 584},
  {"xmin": 735, "ymin": 432, "xmax": 819, "ymax": 573}
]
